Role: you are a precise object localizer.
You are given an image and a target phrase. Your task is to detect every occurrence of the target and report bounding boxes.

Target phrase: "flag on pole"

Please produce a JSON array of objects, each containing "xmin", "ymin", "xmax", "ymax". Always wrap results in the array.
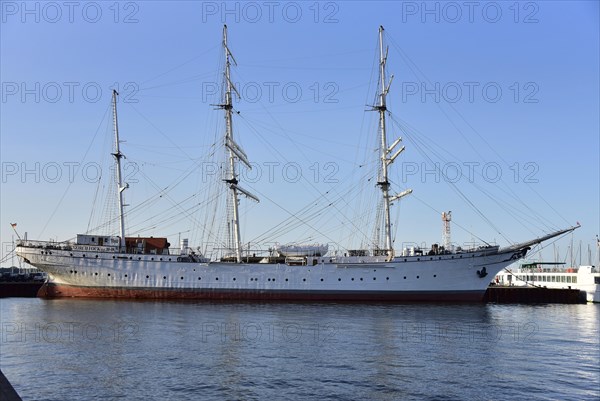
[{"xmin": 9, "ymin": 222, "xmax": 21, "ymax": 240}]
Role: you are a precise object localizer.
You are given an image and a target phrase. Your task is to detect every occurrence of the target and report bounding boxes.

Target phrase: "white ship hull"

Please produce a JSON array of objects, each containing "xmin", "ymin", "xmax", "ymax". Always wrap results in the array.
[{"xmin": 16, "ymin": 243, "xmax": 526, "ymax": 301}]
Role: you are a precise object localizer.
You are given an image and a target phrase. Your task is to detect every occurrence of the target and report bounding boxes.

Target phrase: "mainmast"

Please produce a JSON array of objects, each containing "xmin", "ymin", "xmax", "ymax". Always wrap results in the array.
[
  {"xmin": 111, "ymin": 90, "xmax": 128, "ymax": 251},
  {"xmin": 375, "ymin": 26, "xmax": 411, "ymax": 260},
  {"xmin": 220, "ymin": 25, "xmax": 259, "ymax": 263}
]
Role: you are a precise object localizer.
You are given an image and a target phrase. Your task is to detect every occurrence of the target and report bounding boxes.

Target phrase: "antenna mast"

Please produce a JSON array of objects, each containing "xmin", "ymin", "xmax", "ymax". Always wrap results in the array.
[
  {"xmin": 442, "ymin": 211, "xmax": 452, "ymax": 250},
  {"xmin": 221, "ymin": 25, "xmax": 259, "ymax": 263},
  {"xmin": 111, "ymin": 90, "xmax": 128, "ymax": 251}
]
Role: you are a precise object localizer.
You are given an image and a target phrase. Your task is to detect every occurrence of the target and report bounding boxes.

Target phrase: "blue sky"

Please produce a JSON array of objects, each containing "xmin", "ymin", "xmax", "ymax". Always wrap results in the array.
[{"xmin": 1, "ymin": 1, "xmax": 599, "ymax": 265}]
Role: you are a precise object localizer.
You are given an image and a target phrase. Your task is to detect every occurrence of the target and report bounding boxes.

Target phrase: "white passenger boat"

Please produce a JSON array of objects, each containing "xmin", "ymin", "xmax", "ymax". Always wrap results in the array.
[{"xmin": 495, "ymin": 263, "xmax": 600, "ymax": 303}]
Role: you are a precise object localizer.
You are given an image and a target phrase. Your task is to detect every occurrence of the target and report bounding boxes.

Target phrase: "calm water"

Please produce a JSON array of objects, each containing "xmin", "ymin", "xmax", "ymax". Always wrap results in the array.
[{"xmin": 1, "ymin": 299, "xmax": 598, "ymax": 401}]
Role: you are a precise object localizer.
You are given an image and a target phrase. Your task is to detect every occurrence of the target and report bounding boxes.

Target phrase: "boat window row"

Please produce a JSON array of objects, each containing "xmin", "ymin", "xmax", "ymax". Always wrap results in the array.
[
  {"xmin": 68, "ymin": 271, "xmax": 442, "ymax": 283},
  {"xmin": 516, "ymin": 275, "xmax": 577, "ymax": 283}
]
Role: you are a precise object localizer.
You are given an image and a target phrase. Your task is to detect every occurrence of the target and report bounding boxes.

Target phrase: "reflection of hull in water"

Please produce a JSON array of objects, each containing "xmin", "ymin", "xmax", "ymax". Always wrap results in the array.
[{"xmin": 18, "ymin": 243, "xmax": 530, "ymax": 302}]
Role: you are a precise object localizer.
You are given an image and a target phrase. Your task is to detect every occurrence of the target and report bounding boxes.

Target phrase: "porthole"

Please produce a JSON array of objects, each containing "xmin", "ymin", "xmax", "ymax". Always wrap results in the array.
[
  {"xmin": 386, "ymin": 277, "xmax": 389, "ymax": 280},
  {"xmin": 107, "ymin": 273, "xmax": 110, "ymax": 277},
  {"xmin": 439, "ymin": 257, "xmax": 442, "ymax": 260},
  {"xmin": 430, "ymin": 257, "xmax": 433, "ymax": 260},
  {"xmin": 95, "ymin": 272, "xmax": 98, "ymax": 276},
  {"xmin": 338, "ymin": 278, "xmax": 341, "ymax": 281},
  {"xmin": 320, "ymin": 278, "xmax": 324, "ymax": 282},
  {"xmin": 233, "ymin": 278, "xmax": 236, "ymax": 281},
  {"xmin": 151, "ymin": 258, "xmax": 154, "ymax": 261},
  {"xmin": 138, "ymin": 257, "xmax": 141, "ymax": 260},
  {"xmin": 351, "ymin": 278, "xmax": 355, "ymax": 281},
  {"xmin": 112, "ymin": 256, "xmax": 115, "ymax": 259},
  {"xmin": 160, "ymin": 258, "xmax": 163, "ymax": 261},
  {"xmin": 416, "ymin": 276, "xmax": 420, "ymax": 279},
  {"xmin": 69, "ymin": 270, "xmax": 73, "ymax": 273},
  {"xmin": 373, "ymin": 277, "xmax": 376, "ymax": 280},
  {"xmin": 169, "ymin": 258, "xmax": 172, "ymax": 261},
  {"xmin": 433, "ymin": 274, "xmax": 437, "ymax": 278},
  {"xmin": 124, "ymin": 274, "xmax": 128, "ymax": 278},
  {"xmin": 83, "ymin": 254, "xmax": 86, "ymax": 258},
  {"xmin": 417, "ymin": 258, "xmax": 420, "ymax": 261},
  {"xmin": 95, "ymin": 255, "xmax": 98, "ymax": 258},
  {"xmin": 285, "ymin": 278, "xmax": 289, "ymax": 282},
  {"xmin": 180, "ymin": 277, "xmax": 184, "ymax": 280},
  {"xmin": 215, "ymin": 277, "xmax": 219, "ymax": 281},
  {"xmin": 146, "ymin": 275, "xmax": 149, "ymax": 279},
  {"xmin": 163, "ymin": 276, "xmax": 166, "ymax": 279},
  {"xmin": 70, "ymin": 253, "xmax": 73, "ymax": 256},
  {"xmin": 267, "ymin": 278, "xmax": 271, "ymax": 282},
  {"xmin": 403, "ymin": 276, "xmax": 407, "ymax": 279},
  {"xmin": 360, "ymin": 278, "xmax": 363, "ymax": 281},
  {"xmin": 272, "ymin": 278, "xmax": 275, "ymax": 282},
  {"xmin": 129, "ymin": 257, "xmax": 132, "ymax": 260},
  {"xmin": 451, "ymin": 256, "xmax": 454, "ymax": 259},
  {"xmin": 404, "ymin": 258, "xmax": 407, "ymax": 262},
  {"xmin": 303, "ymin": 278, "xmax": 306, "ymax": 282},
  {"xmin": 198, "ymin": 277, "xmax": 201, "ymax": 280}
]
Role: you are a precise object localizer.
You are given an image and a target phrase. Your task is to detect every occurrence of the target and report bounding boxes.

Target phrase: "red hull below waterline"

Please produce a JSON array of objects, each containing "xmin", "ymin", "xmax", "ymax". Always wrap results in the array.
[{"xmin": 37, "ymin": 282, "xmax": 485, "ymax": 302}]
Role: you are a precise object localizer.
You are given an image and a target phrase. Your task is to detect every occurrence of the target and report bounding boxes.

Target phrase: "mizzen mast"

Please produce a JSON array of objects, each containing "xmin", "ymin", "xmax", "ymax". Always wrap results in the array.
[
  {"xmin": 220, "ymin": 25, "xmax": 259, "ymax": 263},
  {"xmin": 111, "ymin": 89, "xmax": 129, "ymax": 251},
  {"xmin": 374, "ymin": 26, "xmax": 411, "ymax": 260}
]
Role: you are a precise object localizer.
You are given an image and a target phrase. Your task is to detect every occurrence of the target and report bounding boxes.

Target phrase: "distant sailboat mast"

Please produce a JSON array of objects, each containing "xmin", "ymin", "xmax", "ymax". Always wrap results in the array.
[
  {"xmin": 220, "ymin": 25, "xmax": 259, "ymax": 262},
  {"xmin": 111, "ymin": 89, "xmax": 128, "ymax": 251},
  {"xmin": 375, "ymin": 26, "xmax": 411, "ymax": 260}
]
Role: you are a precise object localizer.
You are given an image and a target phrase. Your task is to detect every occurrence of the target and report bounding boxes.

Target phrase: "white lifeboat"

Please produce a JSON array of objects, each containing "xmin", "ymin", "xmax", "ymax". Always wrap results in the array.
[{"xmin": 274, "ymin": 244, "xmax": 328, "ymax": 257}]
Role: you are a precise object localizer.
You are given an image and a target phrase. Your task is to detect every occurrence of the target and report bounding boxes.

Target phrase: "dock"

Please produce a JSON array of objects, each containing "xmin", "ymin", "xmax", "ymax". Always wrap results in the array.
[
  {"xmin": 0, "ymin": 282, "xmax": 43, "ymax": 298},
  {"xmin": 484, "ymin": 286, "xmax": 586, "ymax": 304},
  {"xmin": 0, "ymin": 370, "xmax": 22, "ymax": 401}
]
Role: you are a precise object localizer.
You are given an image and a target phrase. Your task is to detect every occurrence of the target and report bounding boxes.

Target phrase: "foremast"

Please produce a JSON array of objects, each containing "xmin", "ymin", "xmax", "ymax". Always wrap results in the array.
[
  {"xmin": 111, "ymin": 90, "xmax": 128, "ymax": 251},
  {"xmin": 220, "ymin": 25, "xmax": 259, "ymax": 263},
  {"xmin": 375, "ymin": 26, "xmax": 411, "ymax": 260}
]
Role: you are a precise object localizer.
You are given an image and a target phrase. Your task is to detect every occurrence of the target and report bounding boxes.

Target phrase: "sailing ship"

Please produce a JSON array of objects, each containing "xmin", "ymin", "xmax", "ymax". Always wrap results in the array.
[{"xmin": 15, "ymin": 26, "xmax": 577, "ymax": 301}]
